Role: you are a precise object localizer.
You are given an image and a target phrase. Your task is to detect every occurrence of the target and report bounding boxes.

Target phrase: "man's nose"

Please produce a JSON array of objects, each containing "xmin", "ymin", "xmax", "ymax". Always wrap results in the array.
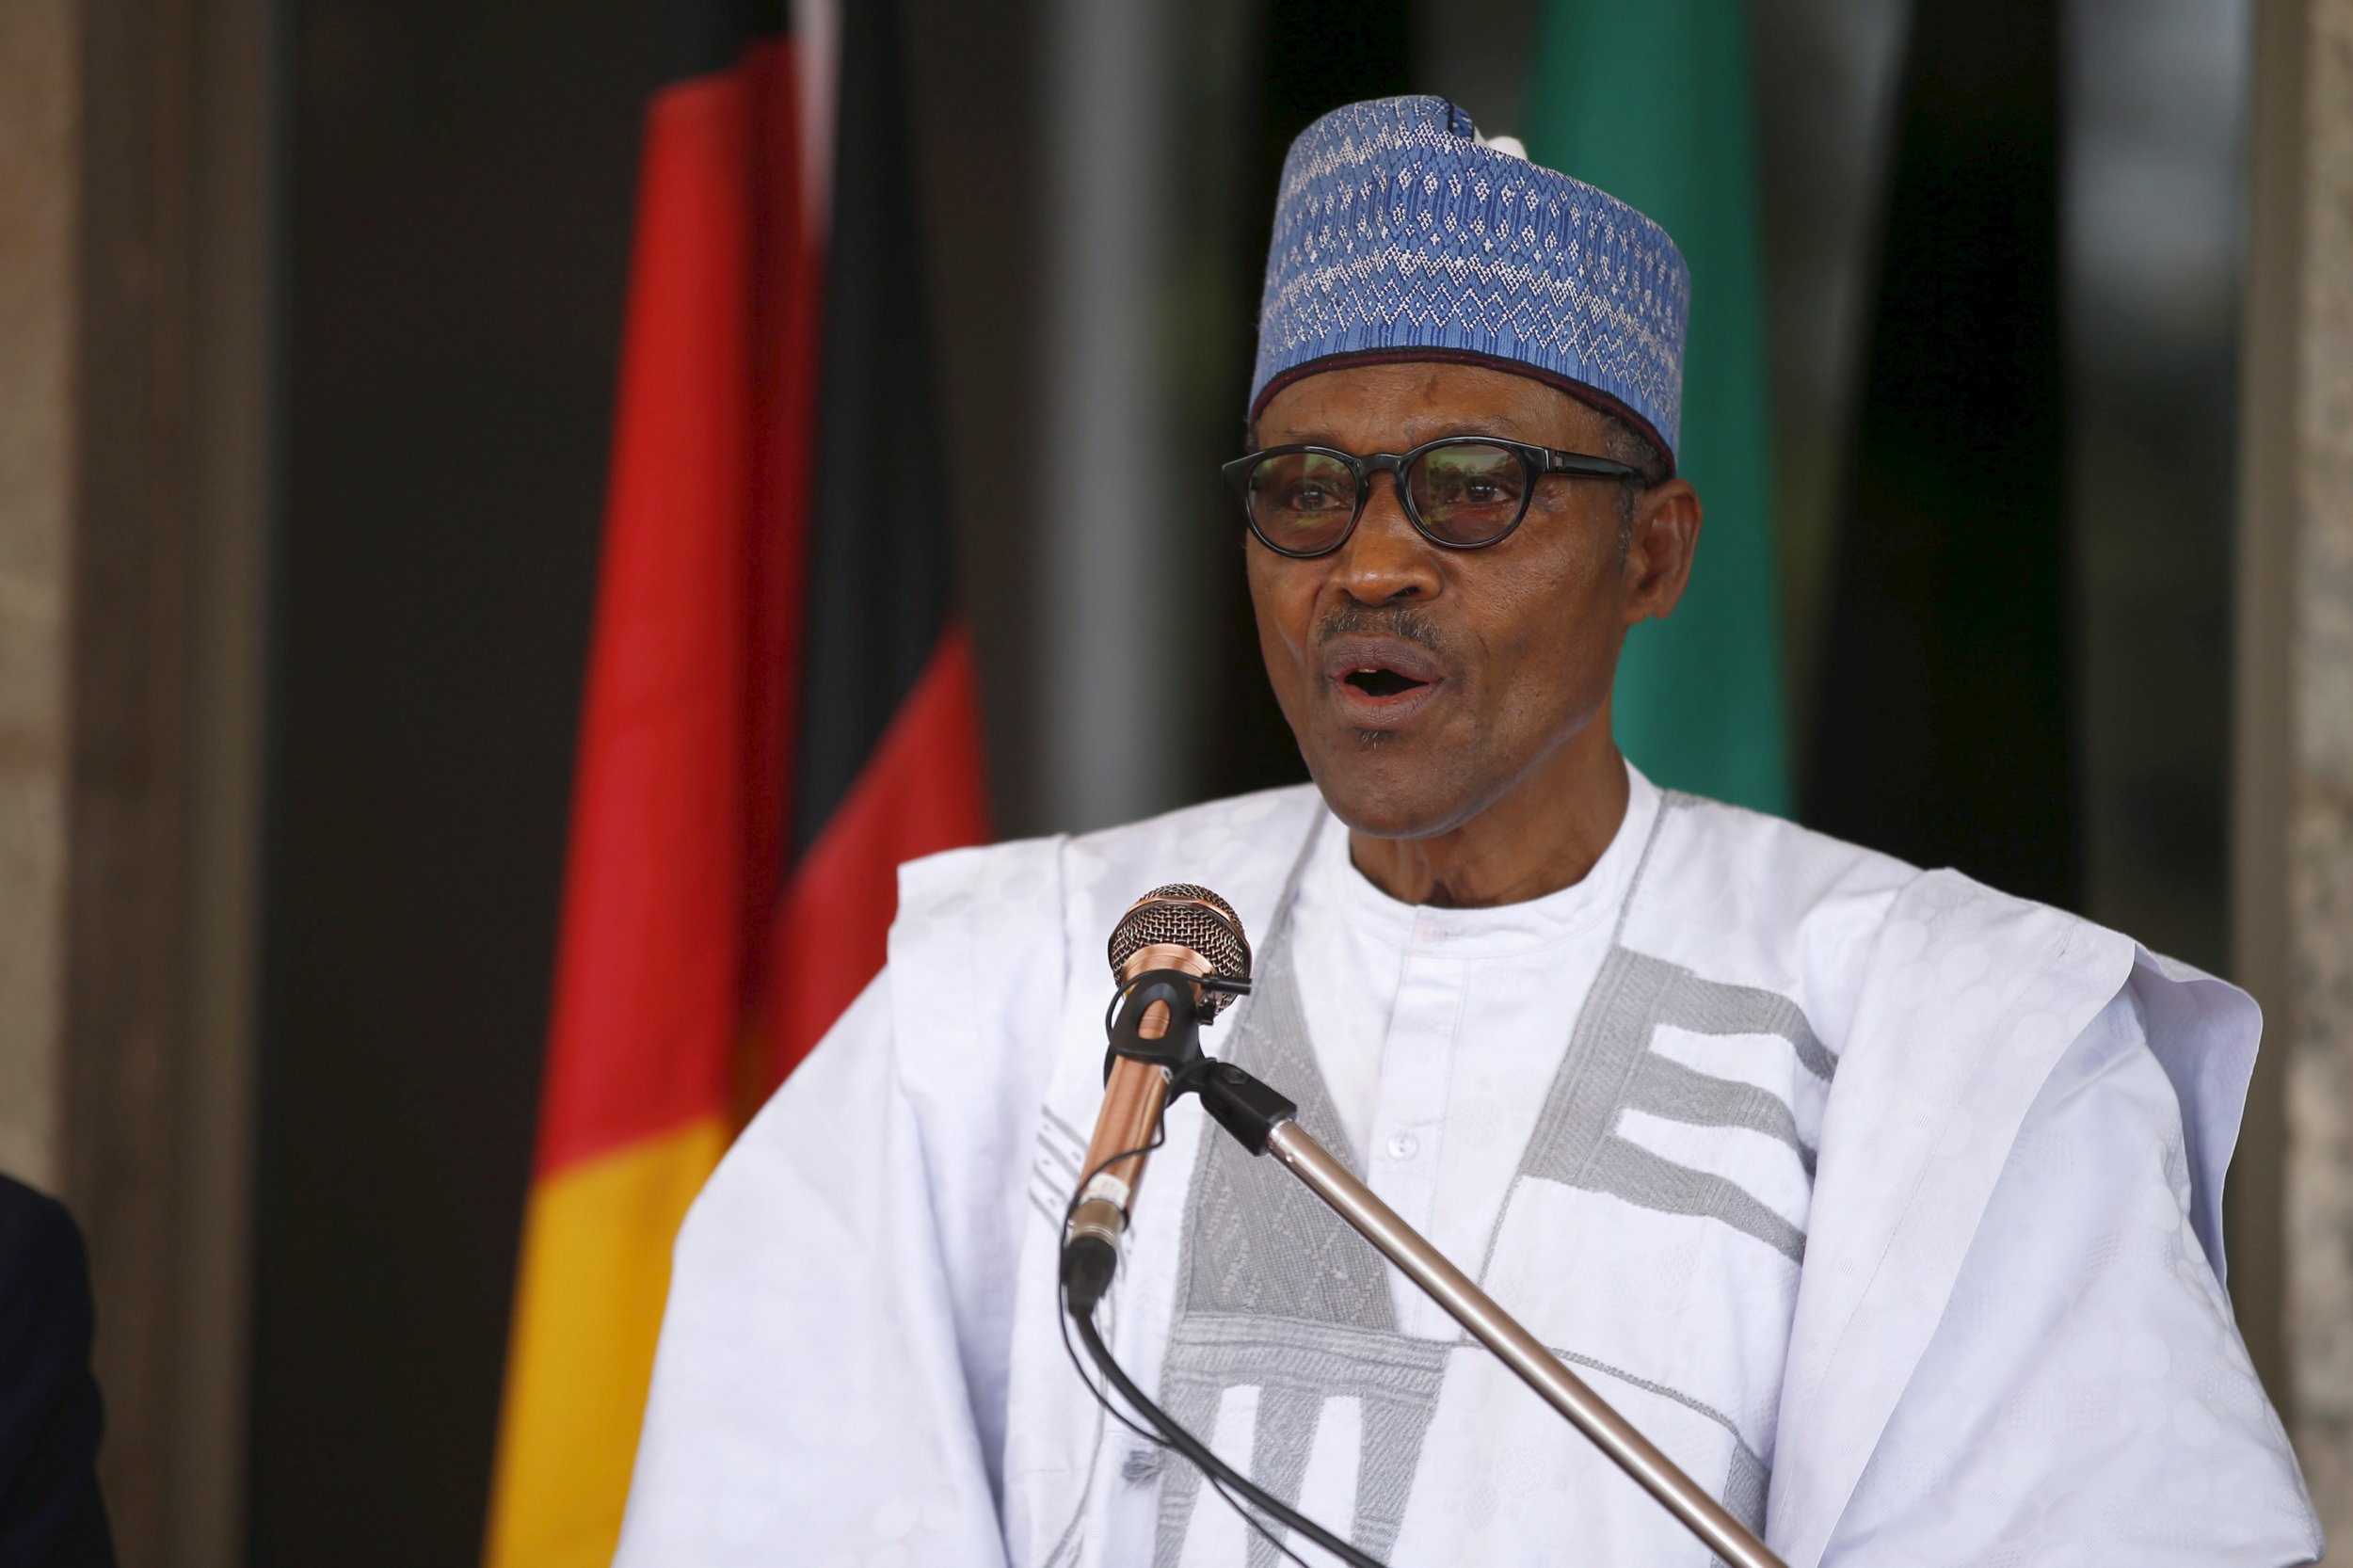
[{"xmin": 1333, "ymin": 472, "xmax": 1443, "ymax": 603}]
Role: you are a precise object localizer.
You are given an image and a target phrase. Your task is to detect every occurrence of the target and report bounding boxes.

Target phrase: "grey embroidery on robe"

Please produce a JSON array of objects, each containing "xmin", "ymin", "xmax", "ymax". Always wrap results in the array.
[
  {"xmin": 1030, "ymin": 1105, "xmax": 1089, "ymax": 1231},
  {"xmin": 1513, "ymin": 944, "xmax": 1831, "ymax": 1265},
  {"xmin": 1708, "ymin": 1442, "xmax": 1771, "ymax": 1568},
  {"xmin": 1153, "ymin": 800, "xmax": 1820, "ymax": 1564},
  {"xmin": 1498, "ymin": 794, "xmax": 1835, "ymax": 1272},
  {"xmin": 1155, "ymin": 920, "xmax": 1447, "ymax": 1567}
]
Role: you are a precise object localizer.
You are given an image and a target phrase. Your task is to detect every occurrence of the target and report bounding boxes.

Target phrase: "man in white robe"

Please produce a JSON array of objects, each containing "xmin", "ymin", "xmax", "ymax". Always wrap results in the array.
[{"xmin": 615, "ymin": 96, "xmax": 2323, "ymax": 1566}]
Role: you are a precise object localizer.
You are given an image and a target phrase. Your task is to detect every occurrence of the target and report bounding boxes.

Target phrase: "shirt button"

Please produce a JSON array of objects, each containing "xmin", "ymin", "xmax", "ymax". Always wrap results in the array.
[
  {"xmin": 1387, "ymin": 1132, "xmax": 1418, "ymax": 1160},
  {"xmin": 1414, "ymin": 921, "xmax": 1443, "ymax": 943}
]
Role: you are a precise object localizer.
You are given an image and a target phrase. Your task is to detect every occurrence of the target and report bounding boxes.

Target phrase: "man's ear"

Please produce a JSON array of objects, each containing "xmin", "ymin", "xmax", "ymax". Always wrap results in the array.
[{"xmin": 1622, "ymin": 479, "xmax": 1702, "ymax": 626}]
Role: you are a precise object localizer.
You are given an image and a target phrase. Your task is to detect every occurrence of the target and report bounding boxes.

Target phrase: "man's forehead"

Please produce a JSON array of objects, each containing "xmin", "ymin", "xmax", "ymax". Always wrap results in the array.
[{"xmin": 1256, "ymin": 360, "xmax": 1601, "ymax": 446}]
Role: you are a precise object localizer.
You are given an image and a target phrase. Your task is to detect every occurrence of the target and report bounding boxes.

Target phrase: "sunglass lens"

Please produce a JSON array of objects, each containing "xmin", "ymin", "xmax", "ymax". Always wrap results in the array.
[
  {"xmin": 1247, "ymin": 451, "xmax": 1359, "ymax": 554},
  {"xmin": 1407, "ymin": 441, "xmax": 1528, "ymax": 544}
]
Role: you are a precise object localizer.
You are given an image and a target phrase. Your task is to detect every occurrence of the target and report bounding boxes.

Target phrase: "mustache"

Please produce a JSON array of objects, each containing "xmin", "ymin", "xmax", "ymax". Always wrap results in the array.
[{"xmin": 1314, "ymin": 601, "xmax": 1450, "ymax": 656}]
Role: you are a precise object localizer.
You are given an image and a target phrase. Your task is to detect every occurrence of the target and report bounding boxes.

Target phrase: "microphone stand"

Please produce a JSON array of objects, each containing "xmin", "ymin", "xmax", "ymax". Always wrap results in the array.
[{"xmin": 1088, "ymin": 975, "xmax": 1788, "ymax": 1568}]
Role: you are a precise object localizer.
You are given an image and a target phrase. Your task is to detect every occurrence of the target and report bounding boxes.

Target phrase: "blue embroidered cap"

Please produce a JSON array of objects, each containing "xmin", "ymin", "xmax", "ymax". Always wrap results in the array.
[{"xmin": 1251, "ymin": 95, "xmax": 1690, "ymax": 470}]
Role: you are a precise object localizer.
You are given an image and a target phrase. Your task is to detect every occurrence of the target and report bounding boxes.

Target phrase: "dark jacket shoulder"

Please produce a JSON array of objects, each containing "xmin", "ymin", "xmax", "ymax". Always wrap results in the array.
[{"xmin": 0, "ymin": 1176, "xmax": 114, "ymax": 1568}]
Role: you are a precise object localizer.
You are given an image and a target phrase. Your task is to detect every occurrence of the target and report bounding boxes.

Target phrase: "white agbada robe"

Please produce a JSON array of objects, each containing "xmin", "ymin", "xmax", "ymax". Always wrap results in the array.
[{"xmin": 615, "ymin": 767, "xmax": 2321, "ymax": 1567}]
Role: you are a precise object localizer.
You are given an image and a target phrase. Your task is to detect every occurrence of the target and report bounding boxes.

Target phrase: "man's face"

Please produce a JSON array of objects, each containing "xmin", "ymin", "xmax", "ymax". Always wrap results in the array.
[{"xmin": 1245, "ymin": 360, "xmax": 1693, "ymax": 842}]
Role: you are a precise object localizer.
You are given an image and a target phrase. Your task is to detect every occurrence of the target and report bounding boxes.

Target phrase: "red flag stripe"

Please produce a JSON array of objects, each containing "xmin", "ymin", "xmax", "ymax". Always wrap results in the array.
[
  {"xmin": 736, "ymin": 33, "xmax": 823, "ymax": 1025},
  {"xmin": 766, "ymin": 624, "xmax": 990, "ymax": 1089},
  {"xmin": 530, "ymin": 63, "xmax": 757, "ymax": 1181}
]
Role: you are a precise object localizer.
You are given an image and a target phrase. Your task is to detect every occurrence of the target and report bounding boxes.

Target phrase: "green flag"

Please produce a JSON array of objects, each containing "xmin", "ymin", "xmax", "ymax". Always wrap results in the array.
[{"xmin": 1523, "ymin": 0, "xmax": 1789, "ymax": 814}]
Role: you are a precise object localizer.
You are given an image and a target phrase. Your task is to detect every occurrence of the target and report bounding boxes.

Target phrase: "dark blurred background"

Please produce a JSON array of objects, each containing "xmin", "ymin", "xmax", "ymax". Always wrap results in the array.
[{"xmin": 8, "ymin": 0, "xmax": 2340, "ymax": 1561}]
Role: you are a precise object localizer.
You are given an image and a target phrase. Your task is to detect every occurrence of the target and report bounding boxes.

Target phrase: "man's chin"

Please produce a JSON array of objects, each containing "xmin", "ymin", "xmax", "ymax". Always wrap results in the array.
[{"xmin": 1306, "ymin": 756, "xmax": 1484, "ymax": 843}]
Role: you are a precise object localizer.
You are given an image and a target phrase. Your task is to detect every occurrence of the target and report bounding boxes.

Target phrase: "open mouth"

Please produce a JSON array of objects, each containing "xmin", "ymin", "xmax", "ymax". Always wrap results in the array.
[
  {"xmin": 1320, "ymin": 634, "xmax": 1445, "ymax": 727},
  {"xmin": 1321, "ymin": 635, "xmax": 1446, "ymax": 724},
  {"xmin": 1343, "ymin": 666, "xmax": 1430, "ymax": 699}
]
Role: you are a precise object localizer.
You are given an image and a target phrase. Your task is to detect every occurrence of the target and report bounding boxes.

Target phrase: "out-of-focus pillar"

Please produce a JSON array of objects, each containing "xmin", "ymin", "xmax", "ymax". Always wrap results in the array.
[
  {"xmin": 1036, "ymin": 0, "xmax": 1189, "ymax": 834},
  {"xmin": 0, "ymin": 1, "xmax": 272, "ymax": 1563},
  {"xmin": 1033, "ymin": 0, "xmax": 1255, "ymax": 835},
  {"xmin": 2239, "ymin": 0, "xmax": 2353, "ymax": 1530},
  {"xmin": 0, "ymin": 0, "xmax": 75, "ymax": 1192}
]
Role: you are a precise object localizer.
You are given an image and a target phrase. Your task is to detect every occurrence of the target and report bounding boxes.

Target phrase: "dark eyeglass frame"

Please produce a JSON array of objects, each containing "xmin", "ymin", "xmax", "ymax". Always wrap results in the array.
[{"xmin": 1221, "ymin": 436, "xmax": 1647, "ymax": 559}]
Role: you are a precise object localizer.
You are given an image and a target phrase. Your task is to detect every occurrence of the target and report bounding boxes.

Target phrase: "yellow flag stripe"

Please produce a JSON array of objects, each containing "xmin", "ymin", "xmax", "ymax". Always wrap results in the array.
[{"xmin": 484, "ymin": 1117, "xmax": 728, "ymax": 1568}]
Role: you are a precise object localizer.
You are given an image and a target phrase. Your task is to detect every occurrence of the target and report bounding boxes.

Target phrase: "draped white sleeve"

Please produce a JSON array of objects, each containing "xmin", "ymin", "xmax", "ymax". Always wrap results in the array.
[
  {"xmin": 1820, "ymin": 984, "xmax": 2323, "ymax": 1566},
  {"xmin": 613, "ymin": 973, "xmax": 1012, "ymax": 1568}
]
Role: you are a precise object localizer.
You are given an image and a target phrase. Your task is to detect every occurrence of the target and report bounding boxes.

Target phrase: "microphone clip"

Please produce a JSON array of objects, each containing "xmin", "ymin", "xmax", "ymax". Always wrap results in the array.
[
  {"xmin": 1101, "ymin": 968, "xmax": 1215, "ymax": 1079},
  {"xmin": 1097, "ymin": 968, "xmax": 1250, "ymax": 1047},
  {"xmin": 1100, "ymin": 968, "xmax": 1300, "ymax": 1159}
]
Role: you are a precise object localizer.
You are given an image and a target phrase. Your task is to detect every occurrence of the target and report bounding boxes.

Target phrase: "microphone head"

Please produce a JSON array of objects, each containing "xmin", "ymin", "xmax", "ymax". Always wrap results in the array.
[{"xmin": 1107, "ymin": 884, "xmax": 1253, "ymax": 1016}]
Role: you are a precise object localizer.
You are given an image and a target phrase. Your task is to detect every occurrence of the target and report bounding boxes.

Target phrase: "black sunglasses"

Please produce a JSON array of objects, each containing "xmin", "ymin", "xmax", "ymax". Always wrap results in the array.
[{"xmin": 1221, "ymin": 436, "xmax": 1644, "ymax": 558}]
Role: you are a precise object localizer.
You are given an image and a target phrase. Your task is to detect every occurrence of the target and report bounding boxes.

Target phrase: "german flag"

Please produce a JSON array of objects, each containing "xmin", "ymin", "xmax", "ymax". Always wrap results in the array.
[{"xmin": 483, "ymin": 0, "xmax": 988, "ymax": 1560}]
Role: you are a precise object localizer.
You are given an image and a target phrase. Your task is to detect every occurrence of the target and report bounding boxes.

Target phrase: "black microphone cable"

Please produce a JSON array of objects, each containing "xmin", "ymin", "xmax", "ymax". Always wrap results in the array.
[
  {"xmin": 1057, "ymin": 1144, "xmax": 1385, "ymax": 1568},
  {"xmin": 1052, "ymin": 1157, "xmax": 1318, "ymax": 1566}
]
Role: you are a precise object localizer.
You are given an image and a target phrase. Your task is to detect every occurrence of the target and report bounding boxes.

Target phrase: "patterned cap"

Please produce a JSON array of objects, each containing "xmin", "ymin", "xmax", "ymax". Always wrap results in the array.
[{"xmin": 1251, "ymin": 95, "xmax": 1689, "ymax": 469}]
